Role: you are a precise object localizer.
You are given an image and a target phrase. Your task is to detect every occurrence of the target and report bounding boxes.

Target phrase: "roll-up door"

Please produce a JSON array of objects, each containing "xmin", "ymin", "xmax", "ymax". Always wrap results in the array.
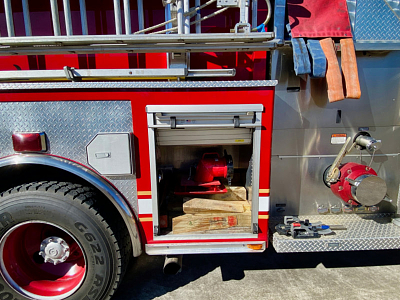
[
  {"xmin": 146, "ymin": 104, "xmax": 263, "ymax": 146},
  {"xmin": 156, "ymin": 128, "xmax": 252, "ymax": 146}
]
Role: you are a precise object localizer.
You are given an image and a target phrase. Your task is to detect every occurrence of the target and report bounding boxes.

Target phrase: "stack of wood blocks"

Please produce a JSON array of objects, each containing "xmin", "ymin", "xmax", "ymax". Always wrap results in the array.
[{"xmin": 172, "ymin": 186, "xmax": 251, "ymax": 234}]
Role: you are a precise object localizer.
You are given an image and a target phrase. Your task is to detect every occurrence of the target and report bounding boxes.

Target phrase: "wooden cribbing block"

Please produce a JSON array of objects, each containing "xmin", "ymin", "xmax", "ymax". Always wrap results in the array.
[
  {"xmin": 172, "ymin": 212, "xmax": 251, "ymax": 234},
  {"xmin": 206, "ymin": 186, "xmax": 247, "ymax": 201},
  {"xmin": 320, "ymin": 38, "xmax": 345, "ymax": 102},
  {"xmin": 183, "ymin": 198, "xmax": 245, "ymax": 214},
  {"xmin": 341, "ymin": 38, "xmax": 361, "ymax": 99}
]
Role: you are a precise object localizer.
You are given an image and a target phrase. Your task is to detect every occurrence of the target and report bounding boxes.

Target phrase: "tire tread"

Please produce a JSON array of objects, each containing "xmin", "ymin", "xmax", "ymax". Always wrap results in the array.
[{"xmin": 0, "ymin": 181, "xmax": 132, "ymax": 300}]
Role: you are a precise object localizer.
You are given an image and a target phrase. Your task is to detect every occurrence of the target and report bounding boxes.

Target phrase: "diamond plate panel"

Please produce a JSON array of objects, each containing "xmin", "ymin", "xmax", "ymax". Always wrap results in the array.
[
  {"xmin": 0, "ymin": 80, "xmax": 278, "ymax": 90},
  {"xmin": 273, "ymin": 214, "xmax": 400, "ymax": 252},
  {"xmin": 0, "ymin": 101, "xmax": 138, "ymax": 213},
  {"xmin": 352, "ymin": 0, "xmax": 400, "ymax": 41}
]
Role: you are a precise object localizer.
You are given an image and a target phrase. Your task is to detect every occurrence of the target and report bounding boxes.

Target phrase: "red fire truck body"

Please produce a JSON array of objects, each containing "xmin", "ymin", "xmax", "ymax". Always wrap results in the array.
[{"xmin": 0, "ymin": 0, "xmax": 399, "ymax": 299}]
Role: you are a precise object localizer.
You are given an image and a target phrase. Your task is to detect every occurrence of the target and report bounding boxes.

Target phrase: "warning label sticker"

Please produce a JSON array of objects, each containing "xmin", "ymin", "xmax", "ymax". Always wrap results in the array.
[{"xmin": 331, "ymin": 133, "xmax": 347, "ymax": 145}]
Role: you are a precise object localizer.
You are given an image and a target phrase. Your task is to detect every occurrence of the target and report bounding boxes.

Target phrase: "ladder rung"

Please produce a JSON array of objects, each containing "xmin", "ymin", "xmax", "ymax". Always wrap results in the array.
[
  {"xmin": 22, "ymin": 0, "xmax": 32, "ymax": 36},
  {"xmin": 50, "ymin": 0, "xmax": 61, "ymax": 36},
  {"xmin": 114, "ymin": 0, "xmax": 122, "ymax": 35},
  {"xmin": 79, "ymin": 0, "xmax": 88, "ymax": 35},
  {"xmin": 124, "ymin": 0, "xmax": 131, "ymax": 35},
  {"xmin": 4, "ymin": 0, "xmax": 15, "ymax": 37},
  {"xmin": 63, "ymin": 0, "xmax": 73, "ymax": 36},
  {"xmin": 137, "ymin": 0, "xmax": 144, "ymax": 31}
]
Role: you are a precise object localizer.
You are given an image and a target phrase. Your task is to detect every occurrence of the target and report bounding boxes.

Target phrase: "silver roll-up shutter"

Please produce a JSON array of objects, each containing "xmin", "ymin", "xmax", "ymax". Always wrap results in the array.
[{"xmin": 146, "ymin": 104, "xmax": 263, "ymax": 146}]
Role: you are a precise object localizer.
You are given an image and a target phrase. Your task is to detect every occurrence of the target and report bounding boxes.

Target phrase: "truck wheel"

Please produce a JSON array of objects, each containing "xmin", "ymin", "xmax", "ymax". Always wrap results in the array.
[{"xmin": 0, "ymin": 181, "xmax": 131, "ymax": 300}]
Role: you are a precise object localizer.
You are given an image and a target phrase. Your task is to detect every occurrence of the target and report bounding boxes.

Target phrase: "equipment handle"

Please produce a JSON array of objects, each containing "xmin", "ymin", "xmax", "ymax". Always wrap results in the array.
[{"xmin": 202, "ymin": 153, "xmax": 220, "ymax": 159}]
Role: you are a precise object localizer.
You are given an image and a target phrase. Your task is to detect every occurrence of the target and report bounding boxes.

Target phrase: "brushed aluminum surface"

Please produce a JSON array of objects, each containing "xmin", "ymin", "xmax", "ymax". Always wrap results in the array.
[
  {"xmin": 273, "ymin": 49, "xmax": 400, "ymax": 131},
  {"xmin": 0, "ymin": 101, "xmax": 138, "ymax": 213},
  {"xmin": 271, "ymin": 48, "xmax": 400, "ymax": 216},
  {"xmin": 273, "ymin": 214, "xmax": 400, "ymax": 253},
  {"xmin": 86, "ymin": 133, "xmax": 133, "ymax": 175}
]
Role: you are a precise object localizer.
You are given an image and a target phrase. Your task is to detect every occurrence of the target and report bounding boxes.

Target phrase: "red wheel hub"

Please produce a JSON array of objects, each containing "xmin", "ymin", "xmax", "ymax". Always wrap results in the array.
[{"xmin": 0, "ymin": 222, "xmax": 86, "ymax": 299}]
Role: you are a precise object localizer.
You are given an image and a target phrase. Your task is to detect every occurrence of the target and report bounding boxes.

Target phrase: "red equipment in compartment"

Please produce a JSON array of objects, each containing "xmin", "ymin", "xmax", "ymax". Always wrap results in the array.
[{"xmin": 175, "ymin": 152, "xmax": 234, "ymax": 195}]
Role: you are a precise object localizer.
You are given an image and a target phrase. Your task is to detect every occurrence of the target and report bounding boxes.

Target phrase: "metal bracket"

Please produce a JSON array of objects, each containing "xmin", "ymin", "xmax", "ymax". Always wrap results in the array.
[
  {"xmin": 217, "ymin": 0, "xmax": 239, "ymax": 7},
  {"xmin": 162, "ymin": 0, "xmax": 176, "ymax": 6},
  {"xmin": 234, "ymin": 22, "xmax": 251, "ymax": 34},
  {"xmin": 63, "ymin": 66, "xmax": 78, "ymax": 82},
  {"xmin": 252, "ymin": 223, "xmax": 258, "ymax": 234},
  {"xmin": 234, "ymin": 116, "xmax": 240, "ymax": 128},
  {"xmin": 345, "ymin": 177, "xmax": 360, "ymax": 186},
  {"xmin": 170, "ymin": 116, "xmax": 177, "ymax": 129}
]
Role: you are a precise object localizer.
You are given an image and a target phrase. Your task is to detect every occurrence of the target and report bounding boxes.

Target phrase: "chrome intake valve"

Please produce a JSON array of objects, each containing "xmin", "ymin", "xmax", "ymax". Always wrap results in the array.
[{"xmin": 324, "ymin": 132, "xmax": 389, "ymax": 206}]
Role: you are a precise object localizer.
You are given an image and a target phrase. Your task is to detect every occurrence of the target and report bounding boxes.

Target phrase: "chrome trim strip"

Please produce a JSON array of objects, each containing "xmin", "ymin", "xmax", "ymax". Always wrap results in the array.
[
  {"xmin": 146, "ymin": 104, "xmax": 265, "ymax": 113},
  {"xmin": 148, "ymin": 123, "xmax": 261, "ymax": 129},
  {"xmin": 0, "ymin": 154, "xmax": 142, "ymax": 257},
  {"xmin": 147, "ymin": 112, "xmax": 159, "ymax": 235},
  {"xmin": 153, "ymin": 232, "xmax": 256, "ymax": 241},
  {"xmin": 0, "ymin": 80, "xmax": 278, "ymax": 91},
  {"xmin": 251, "ymin": 111, "xmax": 262, "ymax": 231},
  {"xmin": 146, "ymin": 241, "xmax": 266, "ymax": 255}
]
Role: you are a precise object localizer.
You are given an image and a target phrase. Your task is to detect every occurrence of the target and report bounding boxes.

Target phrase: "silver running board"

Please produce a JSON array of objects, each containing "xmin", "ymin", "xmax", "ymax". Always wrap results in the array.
[{"xmin": 272, "ymin": 214, "xmax": 400, "ymax": 253}]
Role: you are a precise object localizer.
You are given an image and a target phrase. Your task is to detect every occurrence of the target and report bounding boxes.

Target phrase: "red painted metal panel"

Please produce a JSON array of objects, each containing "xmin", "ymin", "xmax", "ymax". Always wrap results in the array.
[
  {"xmin": 0, "ymin": 56, "xmax": 30, "ymax": 71},
  {"xmin": 95, "ymin": 53, "xmax": 130, "ymax": 69},
  {"xmin": 45, "ymin": 55, "xmax": 80, "ymax": 70},
  {"xmin": 0, "ymin": 86, "xmax": 274, "ymax": 248}
]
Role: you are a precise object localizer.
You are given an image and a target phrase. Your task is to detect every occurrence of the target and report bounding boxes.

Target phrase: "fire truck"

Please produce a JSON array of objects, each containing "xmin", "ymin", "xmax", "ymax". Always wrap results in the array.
[{"xmin": 0, "ymin": 0, "xmax": 398, "ymax": 299}]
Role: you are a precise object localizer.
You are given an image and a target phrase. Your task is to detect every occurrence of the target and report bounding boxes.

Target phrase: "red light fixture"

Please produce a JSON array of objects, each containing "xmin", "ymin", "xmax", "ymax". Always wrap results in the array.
[{"xmin": 12, "ymin": 132, "xmax": 47, "ymax": 152}]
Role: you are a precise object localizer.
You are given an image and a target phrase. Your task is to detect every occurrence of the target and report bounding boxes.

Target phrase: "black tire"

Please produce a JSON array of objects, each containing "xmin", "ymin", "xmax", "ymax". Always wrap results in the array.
[{"xmin": 0, "ymin": 181, "xmax": 131, "ymax": 300}]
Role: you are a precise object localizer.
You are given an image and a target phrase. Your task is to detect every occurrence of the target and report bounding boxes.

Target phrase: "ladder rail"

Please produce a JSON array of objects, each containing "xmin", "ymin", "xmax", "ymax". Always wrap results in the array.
[
  {"xmin": 0, "ymin": 0, "xmax": 249, "ymax": 38},
  {"xmin": 0, "ymin": 1, "xmax": 275, "ymax": 55}
]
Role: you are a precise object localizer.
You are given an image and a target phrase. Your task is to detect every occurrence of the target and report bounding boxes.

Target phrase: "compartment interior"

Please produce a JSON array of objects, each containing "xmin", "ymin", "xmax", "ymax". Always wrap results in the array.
[{"xmin": 154, "ymin": 138, "xmax": 254, "ymax": 236}]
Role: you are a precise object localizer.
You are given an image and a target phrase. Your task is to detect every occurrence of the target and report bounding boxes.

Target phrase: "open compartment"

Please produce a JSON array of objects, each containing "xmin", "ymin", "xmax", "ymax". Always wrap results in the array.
[{"xmin": 147, "ymin": 105, "xmax": 263, "ymax": 238}]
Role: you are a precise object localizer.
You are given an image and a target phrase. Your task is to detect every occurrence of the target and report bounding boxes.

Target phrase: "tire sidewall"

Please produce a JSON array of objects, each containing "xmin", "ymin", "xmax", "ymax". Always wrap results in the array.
[{"xmin": 0, "ymin": 191, "xmax": 117, "ymax": 300}]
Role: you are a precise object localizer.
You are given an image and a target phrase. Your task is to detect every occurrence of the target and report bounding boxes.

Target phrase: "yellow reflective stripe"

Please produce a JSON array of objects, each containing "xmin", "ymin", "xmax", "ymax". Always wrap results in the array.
[
  {"xmin": 139, "ymin": 217, "xmax": 153, "ymax": 222},
  {"xmin": 138, "ymin": 191, "xmax": 152, "ymax": 196}
]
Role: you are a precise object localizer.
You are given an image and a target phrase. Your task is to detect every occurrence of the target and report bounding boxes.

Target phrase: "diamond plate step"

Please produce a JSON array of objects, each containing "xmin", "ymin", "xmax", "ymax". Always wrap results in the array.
[{"xmin": 272, "ymin": 214, "xmax": 400, "ymax": 253}]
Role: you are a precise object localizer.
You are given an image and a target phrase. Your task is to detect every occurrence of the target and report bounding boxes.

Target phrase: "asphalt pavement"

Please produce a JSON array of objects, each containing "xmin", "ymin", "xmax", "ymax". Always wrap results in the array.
[{"xmin": 113, "ymin": 246, "xmax": 400, "ymax": 300}]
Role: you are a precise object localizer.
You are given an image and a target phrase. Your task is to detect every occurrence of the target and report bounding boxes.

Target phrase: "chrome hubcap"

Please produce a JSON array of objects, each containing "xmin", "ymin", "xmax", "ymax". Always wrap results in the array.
[{"xmin": 39, "ymin": 236, "xmax": 70, "ymax": 265}]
